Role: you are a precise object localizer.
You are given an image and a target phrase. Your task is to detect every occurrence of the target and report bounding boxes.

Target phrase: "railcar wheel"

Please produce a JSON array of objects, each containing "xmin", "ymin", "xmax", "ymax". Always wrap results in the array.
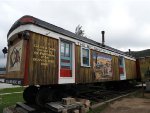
[
  {"xmin": 23, "ymin": 85, "xmax": 39, "ymax": 104},
  {"xmin": 35, "ymin": 87, "xmax": 54, "ymax": 107}
]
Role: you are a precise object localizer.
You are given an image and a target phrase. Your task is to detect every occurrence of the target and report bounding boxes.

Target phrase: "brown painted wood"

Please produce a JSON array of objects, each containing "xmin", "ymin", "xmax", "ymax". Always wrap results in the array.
[
  {"xmin": 112, "ymin": 56, "xmax": 120, "ymax": 80},
  {"xmin": 6, "ymin": 32, "xmax": 137, "ymax": 85},
  {"xmin": 28, "ymin": 32, "xmax": 59, "ymax": 85},
  {"xmin": 75, "ymin": 46, "xmax": 137, "ymax": 83},
  {"xmin": 138, "ymin": 57, "xmax": 150, "ymax": 80},
  {"xmin": 125, "ymin": 59, "xmax": 137, "ymax": 79},
  {"xmin": 75, "ymin": 46, "xmax": 124, "ymax": 83}
]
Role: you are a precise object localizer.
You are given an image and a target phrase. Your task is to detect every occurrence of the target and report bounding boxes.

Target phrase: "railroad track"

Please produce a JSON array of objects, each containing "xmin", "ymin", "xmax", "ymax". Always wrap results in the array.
[{"xmin": 76, "ymin": 87, "xmax": 138, "ymax": 104}]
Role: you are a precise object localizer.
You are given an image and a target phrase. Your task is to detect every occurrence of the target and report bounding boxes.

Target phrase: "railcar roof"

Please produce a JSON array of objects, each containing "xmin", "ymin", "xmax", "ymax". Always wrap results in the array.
[{"xmin": 7, "ymin": 15, "xmax": 133, "ymax": 58}]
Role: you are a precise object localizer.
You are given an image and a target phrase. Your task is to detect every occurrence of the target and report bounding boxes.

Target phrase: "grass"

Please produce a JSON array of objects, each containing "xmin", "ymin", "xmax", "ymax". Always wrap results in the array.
[
  {"xmin": 0, "ymin": 87, "xmax": 25, "ymax": 94},
  {"xmin": 0, "ymin": 87, "xmax": 24, "ymax": 113}
]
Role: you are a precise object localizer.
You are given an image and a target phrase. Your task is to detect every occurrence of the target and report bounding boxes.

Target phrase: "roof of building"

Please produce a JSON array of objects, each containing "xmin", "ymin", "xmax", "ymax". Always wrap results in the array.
[{"xmin": 7, "ymin": 15, "xmax": 134, "ymax": 58}]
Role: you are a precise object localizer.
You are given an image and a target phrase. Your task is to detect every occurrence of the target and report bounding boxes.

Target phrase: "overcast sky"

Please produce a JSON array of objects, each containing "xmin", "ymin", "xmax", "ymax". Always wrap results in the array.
[{"xmin": 0, "ymin": 0, "xmax": 150, "ymax": 67}]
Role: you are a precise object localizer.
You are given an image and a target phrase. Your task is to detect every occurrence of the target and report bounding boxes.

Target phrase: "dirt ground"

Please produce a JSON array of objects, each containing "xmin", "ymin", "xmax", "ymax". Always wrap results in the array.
[{"xmin": 101, "ymin": 93, "xmax": 150, "ymax": 113}]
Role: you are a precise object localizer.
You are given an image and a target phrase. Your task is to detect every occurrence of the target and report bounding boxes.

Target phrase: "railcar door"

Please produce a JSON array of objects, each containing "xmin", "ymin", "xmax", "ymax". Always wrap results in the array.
[
  {"xmin": 119, "ymin": 56, "xmax": 126, "ymax": 80},
  {"xmin": 59, "ymin": 40, "xmax": 75, "ymax": 84}
]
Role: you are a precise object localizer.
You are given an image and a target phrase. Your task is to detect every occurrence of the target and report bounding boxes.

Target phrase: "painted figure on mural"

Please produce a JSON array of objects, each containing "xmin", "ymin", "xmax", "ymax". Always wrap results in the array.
[
  {"xmin": 10, "ymin": 47, "xmax": 21, "ymax": 67},
  {"xmin": 8, "ymin": 40, "xmax": 23, "ymax": 72},
  {"xmin": 93, "ymin": 52, "xmax": 112, "ymax": 80}
]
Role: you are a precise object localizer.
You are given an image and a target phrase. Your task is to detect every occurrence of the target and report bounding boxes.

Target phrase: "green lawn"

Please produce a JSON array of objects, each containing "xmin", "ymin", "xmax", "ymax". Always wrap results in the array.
[
  {"xmin": 0, "ymin": 87, "xmax": 24, "ymax": 113},
  {"xmin": 0, "ymin": 87, "xmax": 24, "ymax": 94}
]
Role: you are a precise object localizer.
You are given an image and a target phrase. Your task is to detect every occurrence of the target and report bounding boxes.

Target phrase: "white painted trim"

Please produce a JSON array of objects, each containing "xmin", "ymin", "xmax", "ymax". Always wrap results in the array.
[
  {"xmin": 81, "ymin": 47, "xmax": 91, "ymax": 67},
  {"xmin": 58, "ymin": 40, "xmax": 75, "ymax": 84},
  {"xmin": 76, "ymin": 42, "xmax": 136, "ymax": 61},
  {"xmin": 8, "ymin": 25, "xmax": 32, "ymax": 40},
  {"xmin": 120, "ymin": 57, "xmax": 127, "ymax": 80},
  {"xmin": 72, "ymin": 43, "xmax": 75, "ymax": 80},
  {"xmin": 123, "ymin": 57, "xmax": 127, "ymax": 80},
  {"xmin": 8, "ymin": 24, "xmax": 136, "ymax": 61},
  {"xmin": 58, "ymin": 38, "xmax": 61, "ymax": 84}
]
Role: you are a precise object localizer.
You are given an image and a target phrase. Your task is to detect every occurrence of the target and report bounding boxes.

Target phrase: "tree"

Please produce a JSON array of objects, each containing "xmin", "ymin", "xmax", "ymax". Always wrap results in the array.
[{"xmin": 75, "ymin": 25, "xmax": 84, "ymax": 36}]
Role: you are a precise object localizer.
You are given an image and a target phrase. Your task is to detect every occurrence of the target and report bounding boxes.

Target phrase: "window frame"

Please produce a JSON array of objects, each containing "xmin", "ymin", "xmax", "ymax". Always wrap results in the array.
[
  {"xmin": 60, "ymin": 41, "xmax": 71, "ymax": 57},
  {"xmin": 81, "ymin": 47, "xmax": 90, "ymax": 67}
]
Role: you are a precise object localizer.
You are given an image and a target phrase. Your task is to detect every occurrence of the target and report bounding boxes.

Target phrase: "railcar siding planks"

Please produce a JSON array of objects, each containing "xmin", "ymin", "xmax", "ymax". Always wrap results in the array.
[
  {"xmin": 28, "ymin": 32, "xmax": 59, "ymax": 85},
  {"xmin": 6, "ymin": 32, "xmax": 137, "ymax": 85},
  {"xmin": 75, "ymin": 46, "xmax": 122, "ymax": 83},
  {"xmin": 75, "ymin": 45, "xmax": 137, "ymax": 83},
  {"xmin": 75, "ymin": 45, "xmax": 92, "ymax": 83},
  {"xmin": 125, "ymin": 59, "xmax": 137, "ymax": 79},
  {"xmin": 138, "ymin": 57, "xmax": 150, "ymax": 80},
  {"xmin": 112, "ymin": 56, "xmax": 120, "ymax": 80}
]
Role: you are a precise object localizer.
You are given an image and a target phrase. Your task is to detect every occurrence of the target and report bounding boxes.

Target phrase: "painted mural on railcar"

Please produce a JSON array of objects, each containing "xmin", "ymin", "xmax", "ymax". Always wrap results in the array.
[
  {"xmin": 8, "ymin": 40, "xmax": 23, "ymax": 72},
  {"xmin": 93, "ymin": 52, "xmax": 112, "ymax": 80}
]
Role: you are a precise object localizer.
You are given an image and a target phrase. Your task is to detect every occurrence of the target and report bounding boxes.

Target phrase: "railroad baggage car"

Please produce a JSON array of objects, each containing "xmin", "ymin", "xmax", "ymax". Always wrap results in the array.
[
  {"xmin": 137, "ymin": 57, "xmax": 150, "ymax": 80},
  {"xmin": 5, "ymin": 15, "xmax": 137, "ymax": 105}
]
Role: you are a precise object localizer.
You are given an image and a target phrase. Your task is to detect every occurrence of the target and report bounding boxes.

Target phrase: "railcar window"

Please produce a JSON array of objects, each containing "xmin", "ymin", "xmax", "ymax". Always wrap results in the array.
[
  {"xmin": 81, "ymin": 48, "xmax": 90, "ymax": 66},
  {"xmin": 61, "ymin": 42, "xmax": 65, "ymax": 56},
  {"xmin": 65, "ymin": 43, "xmax": 70, "ymax": 57},
  {"xmin": 119, "ymin": 57, "xmax": 123, "ymax": 65},
  {"xmin": 61, "ymin": 42, "xmax": 70, "ymax": 57}
]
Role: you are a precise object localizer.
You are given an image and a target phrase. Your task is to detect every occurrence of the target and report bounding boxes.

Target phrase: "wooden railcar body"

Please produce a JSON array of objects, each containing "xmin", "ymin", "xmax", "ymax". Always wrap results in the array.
[
  {"xmin": 137, "ymin": 57, "xmax": 150, "ymax": 80},
  {"xmin": 5, "ymin": 16, "xmax": 137, "ymax": 86}
]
